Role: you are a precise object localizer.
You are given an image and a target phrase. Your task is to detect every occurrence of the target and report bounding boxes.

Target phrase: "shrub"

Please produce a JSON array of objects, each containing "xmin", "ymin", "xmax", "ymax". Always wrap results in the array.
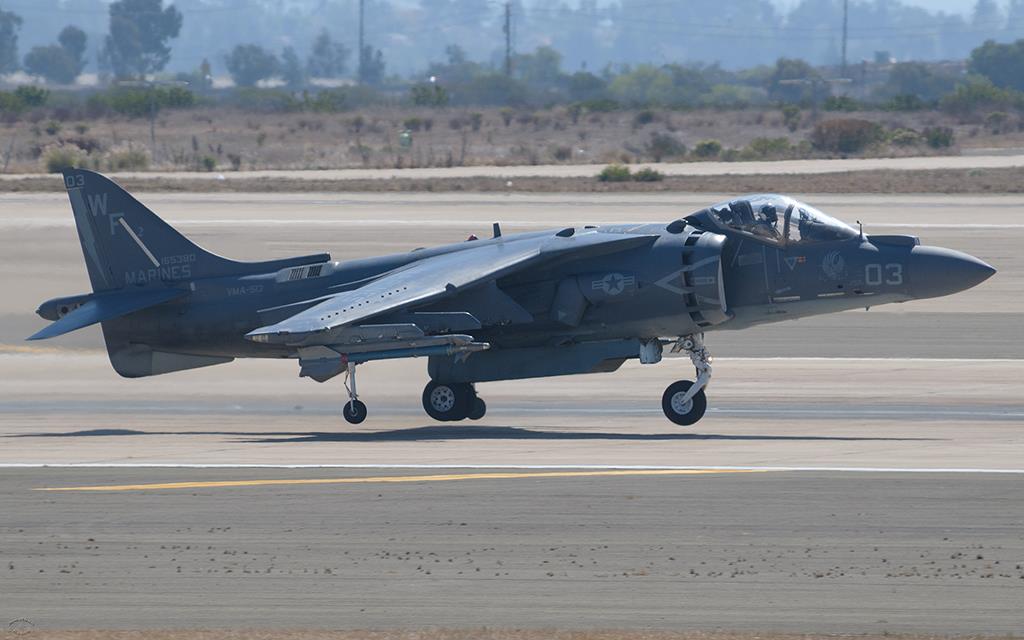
[
  {"xmin": 923, "ymin": 126, "xmax": 955, "ymax": 148},
  {"xmin": 200, "ymin": 155, "xmax": 216, "ymax": 171},
  {"xmin": 106, "ymin": 145, "xmax": 149, "ymax": 171},
  {"xmin": 15, "ymin": 85, "xmax": 49, "ymax": 107},
  {"xmin": 823, "ymin": 95, "xmax": 861, "ymax": 111},
  {"xmin": 810, "ymin": 118, "xmax": 884, "ymax": 154},
  {"xmin": 781, "ymin": 104, "xmax": 801, "ymax": 131},
  {"xmin": 403, "ymin": 117, "xmax": 423, "ymax": 131},
  {"xmin": 96, "ymin": 86, "xmax": 197, "ymax": 118},
  {"xmin": 44, "ymin": 120, "xmax": 61, "ymax": 135},
  {"xmin": 889, "ymin": 129, "xmax": 922, "ymax": 146},
  {"xmin": 305, "ymin": 88, "xmax": 351, "ymax": 112},
  {"xmin": 552, "ymin": 145, "xmax": 572, "ymax": 161},
  {"xmin": 632, "ymin": 167, "xmax": 663, "ymax": 182},
  {"xmin": 579, "ymin": 98, "xmax": 619, "ymax": 112},
  {"xmin": 882, "ymin": 94, "xmax": 926, "ymax": 111},
  {"xmin": 410, "ymin": 82, "xmax": 448, "ymax": 107},
  {"xmin": 694, "ymin": 139, "xmax": 722, "ymax": 158},
  {"xmin": 985, "ymin": 111, "xmax": 1011, "ymax": 133},
  {"xmin": 633, "ymin": 109, "xmax": 656, "ymax": 128},
  {"xmin": 646, "ymin": 132, "xmax": 686, "ymax": 161},
  {"xmin": 0, "ymin": 91, "xmax": 25, "ymax": 116},
  {"xmin": 745, "ymin": 136, "xmax": 791, "ymax": 158},
  {"xmin": 61, "ymin": 135, "xmax": 102, "ymax": 154},
  {"xmin": 940, "ymin": 78, "xmax": 1024, "ymax": 119},
  {"xmin": 597, "ymin": 163, "xmax": 632, "ymax": 182},
  {"xmin": 43, "ymin": 145, "xmax": 82, "ymax": 173}
]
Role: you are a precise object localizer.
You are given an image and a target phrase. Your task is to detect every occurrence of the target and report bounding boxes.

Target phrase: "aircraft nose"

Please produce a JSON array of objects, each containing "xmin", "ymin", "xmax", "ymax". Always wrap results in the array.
[{"xmin": 909, "ymin": 245, "xmax": 996, "ymax": 300}]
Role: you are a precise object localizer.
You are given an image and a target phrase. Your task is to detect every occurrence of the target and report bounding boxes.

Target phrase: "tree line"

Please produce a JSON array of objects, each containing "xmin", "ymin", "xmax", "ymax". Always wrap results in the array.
[{"xmin": 2, "ymin": 0, "xmax": 1024, "ymax": 121}]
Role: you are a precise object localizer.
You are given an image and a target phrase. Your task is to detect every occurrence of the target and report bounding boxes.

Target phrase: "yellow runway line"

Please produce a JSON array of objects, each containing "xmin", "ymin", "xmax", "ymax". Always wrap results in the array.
[{"xmin": 35, "ymin": 468, "xmax": 766, "ymax": 492}]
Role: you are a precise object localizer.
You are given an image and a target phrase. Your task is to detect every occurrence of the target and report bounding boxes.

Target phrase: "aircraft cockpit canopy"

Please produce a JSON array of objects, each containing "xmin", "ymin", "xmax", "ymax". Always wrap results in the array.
[{"xmin": 707, "ymin": 194, "xmax": 858, "ymax": 246}]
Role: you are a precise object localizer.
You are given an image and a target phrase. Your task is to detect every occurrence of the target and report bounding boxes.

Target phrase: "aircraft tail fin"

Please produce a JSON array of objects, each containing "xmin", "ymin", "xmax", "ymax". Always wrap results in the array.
[
  {"xmin": 63, "ymin": 168, "xmax": 223, "ymax": 292},
  {"xmin": 62, "ymin": 168, "xmax": 331, "ymax": 292}
]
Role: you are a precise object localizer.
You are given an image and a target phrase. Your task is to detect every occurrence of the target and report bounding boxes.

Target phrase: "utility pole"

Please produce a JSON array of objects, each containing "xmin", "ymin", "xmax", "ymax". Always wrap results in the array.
[
  {"xmin": 358, "ymin": 0, "xmax": 365, "ymax": 83},
  {"xmin": 503, "ymin": 1, "xmax": 512, "ymax": 76},
  {"xmin": 840, "ymin": 0, "xmax": 848, "ymax": 77}
]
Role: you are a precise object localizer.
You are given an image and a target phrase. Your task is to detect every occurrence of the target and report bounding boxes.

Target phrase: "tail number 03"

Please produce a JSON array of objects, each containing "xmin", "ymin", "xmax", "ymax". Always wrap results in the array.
[{"xmin": 865, "ymin": 263, "xmax": 903, "ymax": 286}]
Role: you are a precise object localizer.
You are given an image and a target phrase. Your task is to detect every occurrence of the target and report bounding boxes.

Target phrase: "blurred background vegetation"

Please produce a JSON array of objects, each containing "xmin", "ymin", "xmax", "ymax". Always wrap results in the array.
[{"xmin": 2, "ymin": 0, "xmax": 1024, "ymax": 172}]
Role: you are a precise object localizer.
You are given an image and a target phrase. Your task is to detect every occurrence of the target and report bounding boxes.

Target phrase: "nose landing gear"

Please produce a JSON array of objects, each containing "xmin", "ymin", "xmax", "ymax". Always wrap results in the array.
[{"xmin": 662, "ymin": 333, "xmax": 712, "ymax": 426}]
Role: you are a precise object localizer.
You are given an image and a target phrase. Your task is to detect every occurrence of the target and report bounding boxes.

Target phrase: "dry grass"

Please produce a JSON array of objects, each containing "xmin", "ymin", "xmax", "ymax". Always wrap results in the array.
[
  {"xmin": 0, "ymin": 105, "xmax": 1014, "ymax": 174},
  {"xmin": 2, "ymin": 632, "xmax": 1021, "ymax": 640},
  {"xmin": 2, "ymin": 167, "xmax": 1023, "ymax": 194}
]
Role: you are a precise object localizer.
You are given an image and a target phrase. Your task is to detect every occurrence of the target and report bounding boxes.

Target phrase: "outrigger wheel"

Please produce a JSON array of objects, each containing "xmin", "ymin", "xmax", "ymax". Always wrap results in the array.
[
  {"xmin": 341, "ymin": 361, "xmax": 367, "ymax": 424},
  {"xmin": 423, "ymin": 381, "xmax": 484, "ymax": 421},
  {"xmin": 342, "ymin": 399, "xmax": 368, "ymax": 424}
]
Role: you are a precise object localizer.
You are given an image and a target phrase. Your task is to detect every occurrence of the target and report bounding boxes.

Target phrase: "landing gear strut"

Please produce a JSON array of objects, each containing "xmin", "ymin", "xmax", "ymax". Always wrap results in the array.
[
  {"xmin": 342, "ymin": 361, "xmax": 367, "ymax": 424},
  {"xmin": 422, "ymin": 380, "xmax": 487, "ymax": 422},
  {"xmin": 662, "ymin": 333, "xmax": 712, "ymax": 426}
]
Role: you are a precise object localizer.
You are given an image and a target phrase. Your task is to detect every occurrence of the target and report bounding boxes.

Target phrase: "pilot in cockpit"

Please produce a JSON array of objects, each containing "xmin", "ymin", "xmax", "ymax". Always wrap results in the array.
[{"xmin": 753, "ymin": 203, "xmax": 780, "ymax": 239}]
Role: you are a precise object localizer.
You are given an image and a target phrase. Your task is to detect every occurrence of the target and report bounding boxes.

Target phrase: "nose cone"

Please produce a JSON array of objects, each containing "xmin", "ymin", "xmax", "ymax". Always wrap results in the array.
[{"xmin": 909, "ymin": 245, "xmax": 996, "ymax": 300}]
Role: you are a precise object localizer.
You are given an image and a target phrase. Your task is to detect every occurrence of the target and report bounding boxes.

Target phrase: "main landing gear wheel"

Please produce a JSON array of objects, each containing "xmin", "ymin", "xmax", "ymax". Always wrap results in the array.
[
  {"xmin": 662, "ymin": 380, "xmax": 707, "ymax": 426},
  {"xmin": 342, "ymin": 399, "xmax": 367, "ymax": 424},
  {"xmin": 423, "ymin": 381, "xmax": 475, "ymax": 421},
  {"xmin": 467, "ymin": 397, "xmax": 487, "ymax": 421}
]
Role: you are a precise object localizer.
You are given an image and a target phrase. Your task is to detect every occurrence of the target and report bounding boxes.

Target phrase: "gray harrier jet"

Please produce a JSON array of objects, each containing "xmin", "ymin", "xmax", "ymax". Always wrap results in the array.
[{"xmin": 31, "ymin": 169, "xmax": 995, "ymax": 425}]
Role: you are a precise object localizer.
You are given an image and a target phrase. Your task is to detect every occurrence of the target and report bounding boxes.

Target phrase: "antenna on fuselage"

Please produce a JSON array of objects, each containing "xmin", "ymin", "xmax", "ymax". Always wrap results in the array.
[
  {"xmin": 857, "ymin": 220, "xmax": 864, "ymax": 239},
  {"xmin": 493, "ymin": 222, "xmax": 502, "ymax": 238}
]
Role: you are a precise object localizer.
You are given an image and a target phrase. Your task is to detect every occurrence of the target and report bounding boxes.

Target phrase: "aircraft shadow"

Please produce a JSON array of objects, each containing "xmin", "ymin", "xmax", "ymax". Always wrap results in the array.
[{"xmin": 8, "ymin": 426, "xmax": 939, "ymax": 443}]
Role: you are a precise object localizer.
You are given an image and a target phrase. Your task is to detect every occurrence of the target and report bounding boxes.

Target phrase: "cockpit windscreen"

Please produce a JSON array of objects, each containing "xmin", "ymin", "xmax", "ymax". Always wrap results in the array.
[{"xmin": 707, "ymin": 194, "xmax": 858, "ymax": 246}]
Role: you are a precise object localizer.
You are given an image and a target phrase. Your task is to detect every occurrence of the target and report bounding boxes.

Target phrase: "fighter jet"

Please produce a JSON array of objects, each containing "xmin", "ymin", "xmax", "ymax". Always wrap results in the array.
[{"xmin": 31, "ymin": 169, "xmax": 995, "ymax": 425}]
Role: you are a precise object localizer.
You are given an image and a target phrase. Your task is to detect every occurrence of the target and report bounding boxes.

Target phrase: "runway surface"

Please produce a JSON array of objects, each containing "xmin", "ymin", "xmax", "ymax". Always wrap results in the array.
[
  {"xmin": 2, "ymin": 467, "xmax": 1023, "ymax": 633},
  {"xmin": 2, "ymin": 153, "xmax": 1024, "ymax": 182},
  {"xmin": 1, "ymin": 190, "xmax": 1022, "ymax": 632}
]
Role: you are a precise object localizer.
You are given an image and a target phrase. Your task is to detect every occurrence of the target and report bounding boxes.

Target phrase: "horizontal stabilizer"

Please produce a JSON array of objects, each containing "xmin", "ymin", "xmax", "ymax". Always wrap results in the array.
[{"xmin": 28, "ymin": 288, "xmax": 186, "ymax": 341}]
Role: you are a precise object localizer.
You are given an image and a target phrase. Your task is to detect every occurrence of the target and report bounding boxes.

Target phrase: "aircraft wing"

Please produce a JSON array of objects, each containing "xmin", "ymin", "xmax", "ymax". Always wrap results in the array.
[{"xmin": 247, "ymin": 230, "xmax": 656, "ymax": 346}]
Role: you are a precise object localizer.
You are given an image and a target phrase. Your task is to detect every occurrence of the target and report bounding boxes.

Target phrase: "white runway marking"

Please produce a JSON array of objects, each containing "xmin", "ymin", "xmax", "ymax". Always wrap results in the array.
[{"xmin": 3, "ymin": 463, "xmax": 1024, "ymax": 474}]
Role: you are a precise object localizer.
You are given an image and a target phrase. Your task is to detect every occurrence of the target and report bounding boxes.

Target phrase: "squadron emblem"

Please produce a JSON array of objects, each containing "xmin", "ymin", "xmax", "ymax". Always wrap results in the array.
[{"xmin": 822, "ymin": 250, "xmax": 846, "ymax": 280}]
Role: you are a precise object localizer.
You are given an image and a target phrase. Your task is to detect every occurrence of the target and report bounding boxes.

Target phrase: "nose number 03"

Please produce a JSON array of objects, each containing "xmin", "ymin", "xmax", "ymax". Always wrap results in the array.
[{"xmin": 865, "ymin": 263, "xmax": 903, "ymax": 286}]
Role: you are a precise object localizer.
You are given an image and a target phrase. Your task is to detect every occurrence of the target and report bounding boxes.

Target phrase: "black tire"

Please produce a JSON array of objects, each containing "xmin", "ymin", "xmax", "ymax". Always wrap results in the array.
[
  {"xmin": 422, "ymin": 381, "xmax": 472, "ymax": 421},
  {"xmin": 467, "ymin": 397, "xmax": 487, "ymax": 420},
  {"xmin": 342, "ymin": 399, "xmax": 368, "ymax": 424},
  {"xmin": 661, "ymin": 380, "xmax": 707, "ymax": 426}
]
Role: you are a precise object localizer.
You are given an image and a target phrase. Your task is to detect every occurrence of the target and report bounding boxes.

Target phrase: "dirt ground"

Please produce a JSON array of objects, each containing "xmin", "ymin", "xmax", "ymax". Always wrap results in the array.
[
  {"xmin": 3, "ymin": 166, "xmax": 1022, "ymax": 194},
  {"xmin": 1, "ymin": 105, "xmax": 1018, "ymax": 174}
]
